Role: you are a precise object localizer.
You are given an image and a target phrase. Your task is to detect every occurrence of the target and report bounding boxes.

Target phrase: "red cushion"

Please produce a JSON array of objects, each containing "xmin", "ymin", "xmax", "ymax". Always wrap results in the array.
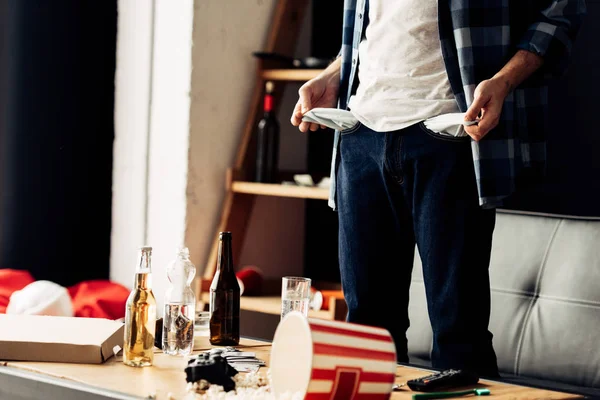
[
  {"xmin": 68, "ymin": 280, "xmax": 130, "ymax": 320},
  {"xmin": 0, "ymin": 269, "xmax": 35, "ymax": 313}
]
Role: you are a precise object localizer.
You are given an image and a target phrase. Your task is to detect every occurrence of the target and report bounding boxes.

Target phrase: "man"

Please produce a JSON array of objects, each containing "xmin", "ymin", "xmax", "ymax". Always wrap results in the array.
[{"xmin": 291, "ymin": 0, "xmax": 586, "ymax": 377}]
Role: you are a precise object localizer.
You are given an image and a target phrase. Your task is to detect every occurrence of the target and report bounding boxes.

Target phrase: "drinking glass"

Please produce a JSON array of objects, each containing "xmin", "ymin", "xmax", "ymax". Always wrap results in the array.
[
  {"xmin": 194, "ymin": 311, "xmax": 210, "ymax": 337},
  {"xmin": 281, "ymin": 276, "xmax": 311, "ymax": 319}
]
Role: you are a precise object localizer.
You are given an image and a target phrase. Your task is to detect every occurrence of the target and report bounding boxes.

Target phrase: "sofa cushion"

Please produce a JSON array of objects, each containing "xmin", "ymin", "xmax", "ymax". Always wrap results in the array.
[{"xmin": 407, "ymin": 210, "xmax": 600, "ymax": 390}]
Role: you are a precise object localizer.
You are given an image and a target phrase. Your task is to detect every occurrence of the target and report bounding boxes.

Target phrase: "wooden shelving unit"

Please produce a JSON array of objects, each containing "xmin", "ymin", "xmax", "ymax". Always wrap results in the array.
[
  {"xmin": 231, "ymin": 181, "xmax": 329, "ymax": 200},
  {"xmin": 261, "ymin": 68, "xmax": 323, "ymax": 82},
  {"xmin": 200, "ymin": 293, "xmax": 345, "ymax": 321},
  {"xmin": 198, "ymin": 0, "xmax": 347, "ymax": 322},
  {"xmin": 198, "ymin": 278, "xmax": 347, "ymax": 321}
]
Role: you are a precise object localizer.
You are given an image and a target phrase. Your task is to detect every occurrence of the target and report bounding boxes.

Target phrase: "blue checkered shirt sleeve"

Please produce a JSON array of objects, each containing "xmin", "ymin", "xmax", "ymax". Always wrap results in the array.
[{"xmin": 516, "ymin": 0, "xmax": 587, "ymax": 77}]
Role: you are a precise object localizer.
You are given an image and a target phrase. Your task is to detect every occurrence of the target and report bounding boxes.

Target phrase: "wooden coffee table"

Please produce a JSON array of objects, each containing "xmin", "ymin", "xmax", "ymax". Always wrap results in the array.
[{"xmin": 0, "ymin": 337, "xmax": 583, "ymax": 399}]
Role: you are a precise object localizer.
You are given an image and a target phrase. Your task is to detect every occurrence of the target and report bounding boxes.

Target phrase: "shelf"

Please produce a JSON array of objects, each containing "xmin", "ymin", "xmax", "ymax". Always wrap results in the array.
[
  {"xmin": 204, "ymin": 2, "xmax": 332, "ymax": 286},
  {"xmin": 261, "ymin": 69, "xmax": 323, "ymax": 82},
  {"xmin": 201, "ymin": 293, "xmax": 334, "ymax": 320},
  {"xmin": 231, "ymin": 181, "xmax": 329, "ymax": 200}
]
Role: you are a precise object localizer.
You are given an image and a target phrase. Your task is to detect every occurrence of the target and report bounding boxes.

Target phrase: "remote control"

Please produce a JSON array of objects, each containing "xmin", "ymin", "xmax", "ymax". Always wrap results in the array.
[{"xmin": 407, "ymin": 369, "xmax": 479, "ymax": 392}]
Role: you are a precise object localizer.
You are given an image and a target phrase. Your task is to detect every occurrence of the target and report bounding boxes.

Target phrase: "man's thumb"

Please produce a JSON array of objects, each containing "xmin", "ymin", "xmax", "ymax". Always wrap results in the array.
[{"xmin": 464, "ymin": 96, "xmax": 484, "ymax": 122}]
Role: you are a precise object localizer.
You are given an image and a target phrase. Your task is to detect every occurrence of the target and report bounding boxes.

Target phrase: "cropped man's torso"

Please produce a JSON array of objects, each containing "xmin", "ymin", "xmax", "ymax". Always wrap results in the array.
[
  {"xmin": 347, "ymin": 0, "xmax": 460, "ymax": 132},
  {"xmin": 330, "ymin": 0, "xmax": 583, "ymax": 210}
]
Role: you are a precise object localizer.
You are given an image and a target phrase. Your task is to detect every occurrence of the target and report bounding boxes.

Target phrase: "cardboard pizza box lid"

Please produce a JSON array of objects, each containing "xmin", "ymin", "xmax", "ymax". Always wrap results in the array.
[{"xmin": 0, "ymin": 314, "xmax": 124, "ymax": 364}]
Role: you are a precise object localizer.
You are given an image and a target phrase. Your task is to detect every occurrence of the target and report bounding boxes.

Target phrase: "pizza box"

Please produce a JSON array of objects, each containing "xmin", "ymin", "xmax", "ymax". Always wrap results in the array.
[{"xmin": 0, "ymin": 314, "xmax": 124, "ymax": 364}]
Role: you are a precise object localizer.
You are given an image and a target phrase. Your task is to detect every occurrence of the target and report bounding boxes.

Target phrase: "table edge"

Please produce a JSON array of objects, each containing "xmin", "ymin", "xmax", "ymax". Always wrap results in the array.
[{"xmin": 0, "ymin": 364, "xmax": 142, "ymax": 400}]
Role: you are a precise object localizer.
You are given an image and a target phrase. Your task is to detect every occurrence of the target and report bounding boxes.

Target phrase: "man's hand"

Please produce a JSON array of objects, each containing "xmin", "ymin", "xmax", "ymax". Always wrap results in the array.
[
  {"xmin": 291, "ymin": 58, "xmax": 341, "ymax": 133},
  {"xmin": 464, "ymin": 49, "xmax": 544, "ymax": 141},
  {"xmin": 463, "ymin": 78, "xmax": 511, "ymax": 141}
]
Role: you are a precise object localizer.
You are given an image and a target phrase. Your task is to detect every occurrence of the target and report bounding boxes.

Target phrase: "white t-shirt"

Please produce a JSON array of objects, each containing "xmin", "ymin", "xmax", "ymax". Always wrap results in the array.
[{"xmin": 347, "ymin": 0, "xmax": 461, "ymax": 133}]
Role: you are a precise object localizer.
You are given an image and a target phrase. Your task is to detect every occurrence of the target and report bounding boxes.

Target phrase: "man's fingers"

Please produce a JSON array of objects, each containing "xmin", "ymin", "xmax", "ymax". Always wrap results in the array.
[
  {"xmin": 464, "ymin": 95, "xmax": 487, "ymax": 122},
  {"xmin": 463, "ymin": 78, "xmax": 508, "ymax": 140},
  {"xmin": 464, "ymin": 124, "xmax": 480, "ymax": 140},
  {"xmin": 476, "ymin": 115, "xmax": 498, "ymax": 135},
  {"xmin": 464, "ymin": 114, "xmax": 485, "ymax": 140},
  {"xmin": 299, "ymin": 121, "xmax": 310, "ymax": 133},
  {"xmin": 298, "ymin": 86, "xmax": 312, "ymax": 114},
  {"xmin": 291, "ymin": 102, "xmax": 303, "ymax": 126},
  {"xmin": 309, "ymin": 123, "xmax": 319, "ymax": 132},
  {"xmin": 464, "ymin": 110, "xmax": 500, "ymax": 141},
  {"xmin": 464, "ymin": 127, "xmax": 484, "ymax": 142}
]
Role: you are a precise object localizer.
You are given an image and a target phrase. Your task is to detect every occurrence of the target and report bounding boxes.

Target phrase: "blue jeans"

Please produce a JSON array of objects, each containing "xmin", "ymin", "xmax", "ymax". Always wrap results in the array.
[{"xmin": 337, "ymin": 121, "xmax": 499, "ymax": 377}]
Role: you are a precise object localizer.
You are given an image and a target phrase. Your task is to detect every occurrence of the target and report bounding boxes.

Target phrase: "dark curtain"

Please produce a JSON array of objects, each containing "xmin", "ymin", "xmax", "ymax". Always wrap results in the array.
[{"xmin": 0, "ymin": 0, "xmax": 117, "ymax": 286}]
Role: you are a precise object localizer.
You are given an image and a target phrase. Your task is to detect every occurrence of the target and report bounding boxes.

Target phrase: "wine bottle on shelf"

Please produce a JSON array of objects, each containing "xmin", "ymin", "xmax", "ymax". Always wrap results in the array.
[{"xmin": 255, "ymin": 81, "xmax": 280, "ymax": 183}]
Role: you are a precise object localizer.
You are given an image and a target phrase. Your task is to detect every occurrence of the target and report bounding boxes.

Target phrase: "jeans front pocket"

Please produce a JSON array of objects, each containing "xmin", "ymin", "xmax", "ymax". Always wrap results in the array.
[
  {"xmin": 418, "ymin": 121, "xmax": 470, "ymax": 142},
  {"xmin": 340, "ymin": 121, "xmax": 362, "ymax": 136}
]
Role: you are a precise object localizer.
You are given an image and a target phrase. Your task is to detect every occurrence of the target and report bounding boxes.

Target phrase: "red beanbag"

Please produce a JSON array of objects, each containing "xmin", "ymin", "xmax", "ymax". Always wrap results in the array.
[{"xmin": 68, "ymin": 280, "xmax": 130, "ymax": 320}]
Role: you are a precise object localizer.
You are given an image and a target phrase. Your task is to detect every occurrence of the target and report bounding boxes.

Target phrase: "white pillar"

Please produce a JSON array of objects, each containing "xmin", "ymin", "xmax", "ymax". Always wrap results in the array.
[
  {"xmin": 111, "ymin": 0, "xmax": 194, "ymax": 313},
  {"xmin": 146, "ymin": 0, "xmax": 194, "ymax": 312},
  {"xmin": 110, "ymin": 0, "xmax": 155, "ymax": 292}
]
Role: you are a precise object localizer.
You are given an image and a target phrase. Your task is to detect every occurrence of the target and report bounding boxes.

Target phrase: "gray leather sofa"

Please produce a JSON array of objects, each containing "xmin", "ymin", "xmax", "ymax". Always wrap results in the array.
[{"xmin": 406, "ymin": 209, "xmax": 600, "ymax": 397}]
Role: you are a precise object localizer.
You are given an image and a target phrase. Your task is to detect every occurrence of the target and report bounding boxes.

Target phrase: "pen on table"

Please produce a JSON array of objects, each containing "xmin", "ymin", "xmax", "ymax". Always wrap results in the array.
[{"xmin": 411, "ymin": 388, "xmax": 491, "ymax": 400}]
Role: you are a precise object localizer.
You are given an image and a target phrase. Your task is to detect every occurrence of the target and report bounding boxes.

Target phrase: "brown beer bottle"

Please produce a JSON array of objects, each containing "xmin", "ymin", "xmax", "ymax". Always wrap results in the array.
[{"xmin": 209, "ymin": 232, "xmax": 240, "ymax": 345}]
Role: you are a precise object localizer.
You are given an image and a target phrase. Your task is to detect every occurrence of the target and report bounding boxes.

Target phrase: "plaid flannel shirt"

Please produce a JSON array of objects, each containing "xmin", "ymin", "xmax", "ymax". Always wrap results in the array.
[{"xmin": 329, "ymin": 0, "xmax": 587, "ymax": 210}]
